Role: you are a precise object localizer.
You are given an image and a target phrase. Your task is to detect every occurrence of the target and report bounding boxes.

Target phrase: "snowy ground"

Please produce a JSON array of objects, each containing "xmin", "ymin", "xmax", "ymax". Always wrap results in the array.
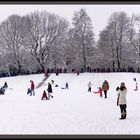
[{"xmin": 0, "ymin": 72, "xmax": 140, "ymax": 134}]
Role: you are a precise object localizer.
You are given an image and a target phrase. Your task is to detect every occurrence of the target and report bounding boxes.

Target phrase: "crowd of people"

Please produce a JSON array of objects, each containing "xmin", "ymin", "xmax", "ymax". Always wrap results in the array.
[
  {"xmin": 44, "ymin": 66, "xmax": 140, "ymax": 76},
  {"xmin": 25, "ymin": 74, "xmax": 140, "ymax": 121},
  {"xmin": 2, "ymin": 68, "xmax": 138, "ymax": 121}
]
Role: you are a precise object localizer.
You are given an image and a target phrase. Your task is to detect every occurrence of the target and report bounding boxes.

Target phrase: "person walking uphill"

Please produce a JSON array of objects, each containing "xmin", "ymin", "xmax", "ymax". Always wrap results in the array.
[
  {"xmin": 30, "ymin": 80, "xmax": 35, "ymax": 96},
  {"xmin": 117, "ymin": 82, "xmax": 127, "ymax": 120},
  {"xmin": 47, "ymin": 82, "xmax": 53, "ymax": 100},
  {"xmin": 102, "ymin": 80, "xmax": 109, "ymax": 98}
]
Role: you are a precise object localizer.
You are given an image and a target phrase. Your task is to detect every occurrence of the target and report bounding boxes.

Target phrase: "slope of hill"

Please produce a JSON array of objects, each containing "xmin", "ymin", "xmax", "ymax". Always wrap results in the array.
[{"xmin": 0, "ymin": 73, "xmax": 139, "ymax": 134}]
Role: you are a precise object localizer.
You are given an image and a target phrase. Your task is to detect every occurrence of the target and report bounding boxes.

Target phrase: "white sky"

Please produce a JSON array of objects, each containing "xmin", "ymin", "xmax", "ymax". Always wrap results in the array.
[{"xmin": 1, "ymin": 4, "xmax": 140, "ymax": 40}]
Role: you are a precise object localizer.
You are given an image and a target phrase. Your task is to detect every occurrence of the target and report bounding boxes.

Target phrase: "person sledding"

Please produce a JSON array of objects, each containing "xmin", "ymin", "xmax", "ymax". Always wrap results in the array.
[
  {"xmin": 0, "ymin": 82, "xmax": 8, "ymax": 95},
  {"xmin": 93, "ymin": 87, "xmax": 102, "ymax": 97},
  {"xmin": 41, "ymin": 90, "xmax": 48, "ymax": 100},
  {"xmin": 0, "ymin": 86, "xmax": 5, "ymax": 94},
  {"xmin": 27, "ymin": 88, "xmax": 31, "ymax": 95}
]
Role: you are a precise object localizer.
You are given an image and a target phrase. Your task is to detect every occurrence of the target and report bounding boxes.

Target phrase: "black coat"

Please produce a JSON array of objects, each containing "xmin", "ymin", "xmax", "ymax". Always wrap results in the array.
[{"xmin": 48, "ymin": 84, "xmax": 52, "ymax": 93}]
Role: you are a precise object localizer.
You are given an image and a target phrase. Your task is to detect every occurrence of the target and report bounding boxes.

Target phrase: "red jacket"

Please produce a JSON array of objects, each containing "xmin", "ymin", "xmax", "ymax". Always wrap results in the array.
[
  {"xmin": 31, "ymin": 81, "xmax": 35, "ymax": 89},
  {"xmin": 43, "ymin": 91, "xmax": 47, "ymax": 97}
]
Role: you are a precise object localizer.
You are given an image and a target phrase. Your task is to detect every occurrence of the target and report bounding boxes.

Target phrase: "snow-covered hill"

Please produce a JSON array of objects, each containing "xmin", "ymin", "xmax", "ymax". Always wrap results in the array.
[{"xmin": 0, "ymin": 72, "xmax": 140, "ymax": 134}]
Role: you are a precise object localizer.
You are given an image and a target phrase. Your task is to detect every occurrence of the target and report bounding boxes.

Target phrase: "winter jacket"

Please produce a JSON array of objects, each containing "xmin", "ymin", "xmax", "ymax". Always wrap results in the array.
[
  {"xmin": 48, "ymin": 84, "xmax": 53, "ymax": 93},
  {"xmin": 117, "ymin": 89, "xmax": 127, "ymax": 105},
  {"xmin": 43, "ymin": 91, "xmax": 47, "ymax": 97},
  {"xmin": 99, "ymin": 87, "xmax": 102, "ymax": 96},
  {"xmin": 88, "ymin": 82, "xmax": 92, "ymax": 88},
  {"xmin": 102, "ymin": 81, "xmax": 109, "ymax": 91},
  {"xmin": 31, "ymin": 81, "xmax": 35, "ymax": 90},
  {"xmin": 4, "ymin": 82, "xmax": 8, "ymax": 88},
  {"xmin": 27, "ymin": 88, "xmax": 31, "ymax": 94}
]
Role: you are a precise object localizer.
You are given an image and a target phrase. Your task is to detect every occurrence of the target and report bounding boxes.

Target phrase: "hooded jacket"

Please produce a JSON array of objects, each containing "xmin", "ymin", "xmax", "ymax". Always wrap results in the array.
[{"xmin": 117, "ymin": 89, "xmax": 127, "ymax": 105}]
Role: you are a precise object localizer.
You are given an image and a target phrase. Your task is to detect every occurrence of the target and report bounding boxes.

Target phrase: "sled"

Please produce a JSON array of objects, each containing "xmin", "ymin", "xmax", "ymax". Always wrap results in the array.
[{"xmin": 93, "ymin": 91, "xmax": 99, "ymax": 94}]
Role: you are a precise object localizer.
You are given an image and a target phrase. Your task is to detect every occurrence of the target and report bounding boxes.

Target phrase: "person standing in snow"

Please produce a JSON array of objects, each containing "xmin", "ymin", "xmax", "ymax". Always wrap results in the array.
[
  {"xmin": 134, "ymin": 78, "xmax": 138, "ymax": 91},
  {"xmin": 30, "ymin": 80, "xmax": 35, "ymax": 96},
  {"xmin": 88, "ymin": 82, "xmax": 92, "ymax": 92},
  {"xmin": 65, "ymin": 82, "xmax": 69, "ymax": 89},
  {"xmin": 102, "ymin": 80, "xmax": 109, "ymax": 98},
  {"xmin": 98, "ymin": 87, "xmax": 102, "ymax": 97},
  {"xmin": 4, "ymin": 81, "xmax": 8, "ymax": 89},
  {"xmin": 47, "ymin": 82, "xmax": 53, "ymax": 100},
  {"xmin": 117, "ymin": 82, "xmax": 127, "ymax": 120}
]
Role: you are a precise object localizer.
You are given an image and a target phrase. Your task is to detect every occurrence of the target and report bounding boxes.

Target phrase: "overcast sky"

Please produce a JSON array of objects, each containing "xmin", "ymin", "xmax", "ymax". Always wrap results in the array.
[{"xmin": 0, "ymin": 4, "xmax": 140, "ymax": 40}]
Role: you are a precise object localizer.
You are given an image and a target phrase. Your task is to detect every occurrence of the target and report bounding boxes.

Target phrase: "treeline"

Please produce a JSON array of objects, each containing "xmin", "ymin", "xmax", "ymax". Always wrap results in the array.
[{"xmin": 0, "ymin": 9, "xmax": 139, "ymax": 77}]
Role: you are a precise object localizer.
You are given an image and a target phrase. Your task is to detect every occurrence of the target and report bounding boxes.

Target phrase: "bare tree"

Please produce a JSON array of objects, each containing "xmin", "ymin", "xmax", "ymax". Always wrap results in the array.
[
  {"xmin": 71, "ymin": 9, "xmax": 95, "ymax": 72},
  {"xmin": 24, "ymin": 11, "xmax": 69, "ymax": 72},
  {"xmin": 0, "ymin": 14, "xmax": 27, "ymax": 75},
  {"xmin": 106, "ymin": 12, "xmax": 130, "ymax": 71},
  {"xmin": 128, "ymin": 14, "xmax": 140, "ymax": 67},
  {"xmin": 98, "ymin": 27, "xmax": 116, "ymax": 71}
]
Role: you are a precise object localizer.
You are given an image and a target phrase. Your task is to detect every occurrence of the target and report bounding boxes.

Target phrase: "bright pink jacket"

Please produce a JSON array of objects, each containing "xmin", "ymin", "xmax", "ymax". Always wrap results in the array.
[{"xmin": 99, "ymin": 87, "xmax": 102, "ymax": 97}]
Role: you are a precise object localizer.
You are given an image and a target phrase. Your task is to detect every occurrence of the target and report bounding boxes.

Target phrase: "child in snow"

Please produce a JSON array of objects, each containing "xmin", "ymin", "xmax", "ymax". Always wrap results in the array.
[
  {"xmin": 65, "ymin": 82, "xmax": 69, "ymax": 89},
  {"xmin": 30, "ymin": 80, "xmax": 35, "ymax": 96},
  {"xmin": 134, "ymin": 78, "xmax": 138, "ymax": 91},
  {"xmin": 27, "ymin": 88, "xmax": 31, "ymax": 95},
  {"xmin": 93, "ymin": 87, "xmax": 102, "ymax": 97},
  {"xmin": 88, "ymin": 82, "xmax": 92, "ymax": 92},
  {"xmin": 41, "ymin": 90, "xmax": 48, "ymax": 100},
  {"xmin": 4, "ymin": 81, "xmax": 8, "ymax": 89}
]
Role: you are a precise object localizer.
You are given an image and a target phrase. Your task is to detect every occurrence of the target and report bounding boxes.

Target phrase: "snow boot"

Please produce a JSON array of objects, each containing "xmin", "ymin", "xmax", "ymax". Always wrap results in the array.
[
  {"xmin": 123, "ymin": 112, "xmax": 127, "ymax": 119},
  {"xmin": 119, "ymin": 113, "xmax": 124, "ymax": 120}
]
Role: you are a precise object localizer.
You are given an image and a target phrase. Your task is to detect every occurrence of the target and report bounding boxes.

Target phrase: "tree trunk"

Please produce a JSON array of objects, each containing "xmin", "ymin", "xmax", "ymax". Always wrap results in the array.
[
  {"xmin": 17, "ymin": 60, "xmax": 21, "ymax": 75},
  {"xmin": 111, "ymin": 38, "xmax": 116, "ymax": 72},
  {"xmin": 37, "ymin": 57, "xmax": 45, "ymax": 73},
  {"xmin": 82, "ymin": 43, "xmax": 86, "ymax": 72},
  {"xmin": 116, "ymin": 46, "xmax": 120, "ymax": 71}
]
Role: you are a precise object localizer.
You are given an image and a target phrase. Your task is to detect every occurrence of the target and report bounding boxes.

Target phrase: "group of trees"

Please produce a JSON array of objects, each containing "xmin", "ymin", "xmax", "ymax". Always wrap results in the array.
[
  {"xmin": 98, "ymin": 12, "xmax": 140, "ymax": 72},
  {"xmin": 0, "ymin": 8, "xmax": 139, "ymax": 77}
]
